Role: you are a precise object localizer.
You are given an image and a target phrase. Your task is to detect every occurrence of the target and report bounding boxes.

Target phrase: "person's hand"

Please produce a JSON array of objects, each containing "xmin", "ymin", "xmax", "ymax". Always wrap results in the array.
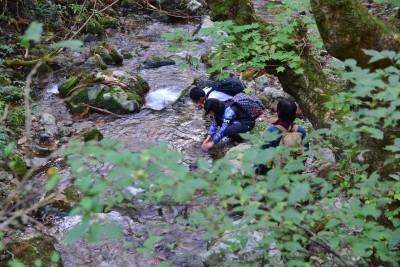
[{"xmin": 202, "ymin": 140, "xmax": 214, "ymax": 150}]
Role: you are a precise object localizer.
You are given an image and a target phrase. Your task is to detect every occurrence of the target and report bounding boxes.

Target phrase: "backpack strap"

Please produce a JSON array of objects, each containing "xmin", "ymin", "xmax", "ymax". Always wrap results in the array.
[
  {"xmin": 206, "ymin": 87, "xmax": 215, "ymax": 98},
  {"xmin": 288, "ymin": 124, "xmax": 298, "ymax": 132},
  {"xmin": 275, "ymin": 125, "xmax": 287, "ymax": 133}
]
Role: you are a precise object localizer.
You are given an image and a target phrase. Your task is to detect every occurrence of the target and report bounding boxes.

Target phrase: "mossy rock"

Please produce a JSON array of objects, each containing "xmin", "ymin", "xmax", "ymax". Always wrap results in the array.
[
  {"xmin": 80, "ymin": 33, "xmax": 97, "ymax": 43},
  {"xmin": 92, "ymin": 43, "xmax": 123, "ymax": 66},
  {"xmin": 63, "ymin": 185, "xmax": 83, "ymax": 202},
  {"xmin": 9, "ymin": 154, "xmax": 28, "ymax": 178},
  {"xmin": 1, "ymin": 235, "xmax": 62, "ymax": 267},
  {"xmin": 61, "ymin": 71, "xmax": 149, "ymax": 116},
  {"xmin": 97, "ymin": 16, "xmax": 118, "ymax": 28},
  {"xmin": 84, "ymin": 18, "xmax": 105, "ymax": 34},
  {"xmin": 58, "ymin": 77, "xmax": 78, "ymax": 95},
  {"xmin": 109, "ymin": 47, "xmax": 123, "ymax": 65},
  {"xmin": 84, "ymin": 54, "xmax": 107, "ymax": 70},
  {"xmin": 121, "ymin": 0, "xmax": 136, "ymax": 8},
  {"xmin": 258, "ymin": 95, "xmax": 273, "ymax": 106},
  {"xmin": 98, "ymin": 51, "xmax": 115, "ymax": 65},
  {"xmin": 84, "ymin": 127, "xmax": 104, "ymax": 141}
]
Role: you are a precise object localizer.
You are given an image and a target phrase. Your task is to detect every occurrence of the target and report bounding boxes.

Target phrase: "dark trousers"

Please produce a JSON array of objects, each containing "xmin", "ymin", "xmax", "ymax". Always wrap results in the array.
[{"xmin": 224, "ymin": 120, "xmax": 255, "ymax": 142}]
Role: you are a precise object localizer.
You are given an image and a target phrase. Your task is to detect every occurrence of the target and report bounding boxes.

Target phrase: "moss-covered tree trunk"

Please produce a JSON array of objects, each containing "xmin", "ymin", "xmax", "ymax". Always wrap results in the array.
[{"xmin": 311, "ymin": 0, "xmax": 400, "ymax": 72}]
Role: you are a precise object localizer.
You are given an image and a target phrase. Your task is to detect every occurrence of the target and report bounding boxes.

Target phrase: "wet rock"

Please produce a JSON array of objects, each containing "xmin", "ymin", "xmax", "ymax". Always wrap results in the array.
[
  {"xmin": 84, "ymin": 127, "xmax": 104, "ymax": 141},
  {"xmin": 60, "ymin": 137, "xmax": 70, "ymax": 143},
  {"xmin": 40, "ymin": 113, "xmax": 56, "ymax": 125},
  {"xmin": 40, "ymin": 133, "xmax": 54, "ymax": 142},
  {"xmin": 225, "ymin": 143, "xmax": 254, "ymax": 175},
  {"xmin": 0, "ymin": 171, "xmax": 12, "ymax": 181},
  {"xmin": 202, "ymin": 220, "xmax": 283, "ymax": 267},
  {"xmin": 59, "ymin": 126, "xmax": 71, "ymax": 137},
  {"xmin": 254, "ymin": 74, "xmax": 270, "ymax": 90},
  {"xmin": 80, "ymin": 33, "xmax": 97, "ymax": 43},
  {"xmin": 317, "ymin": 147, "xmax": 337, "ymax": 164},
  {"xmin": 121, "ymin": 0, "xmax": 136, "ymax": 9},
  {"xmin": 84, "ymin": 54, "xmax": 107, "ymax": 70},
  {"xmin": 140, "ymin": 56, "xmax": 175, "ymax": 70},
  {"xmin": 262, "ymin": 87, "xmax": 291, "ymax": 100}
]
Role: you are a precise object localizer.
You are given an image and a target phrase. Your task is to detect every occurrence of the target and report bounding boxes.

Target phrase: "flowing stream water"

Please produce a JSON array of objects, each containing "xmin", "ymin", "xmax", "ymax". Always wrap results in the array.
[{"xmin": 19, "ymin": 2, "xmax": 281, "ymax": 266}]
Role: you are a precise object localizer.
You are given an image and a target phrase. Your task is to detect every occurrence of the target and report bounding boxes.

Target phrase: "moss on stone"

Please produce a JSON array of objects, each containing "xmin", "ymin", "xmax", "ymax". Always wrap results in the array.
[
  {"xmin": 58, "ymin": 77, "xmax": 78, "ymax": 96},
  {"xmin": 97, "ymin": 16, "xmax": 118, "ymax": 28},
  {"xmin": 84, "ymin": 18, "xmax": 105, "ymax": 34},
  {"xmin": 109, "ymin": 47, "xmax": 123, "ymax": 65},
  {"xmin": 80, "ymin": 73, "xmax": 104, "ymax": 84},
  {"xmin": 258, "ymin": 95, "xmax": 272, "ymax": 107},
  {"xmin": 12, "ymin": 154, "xmax": 28, "ymax": 178},
  {"xmin": 84, "ymin": 127, "xmax": 104, "ymax": 141},
  {"xmin": 63, "ymin": 185, "xmax": 83, "ymax": 203},
  {"xmin": 126, "ymin": 71, "xmax": 150, "ymax": 94},
  {"xmin": 98, "ymin": 51, "xmax": 115, "ymax": 65},
  {"xmin": 208, "ymin": 0, "xmax": 256, "ymax": 25},
  {"xmin": 2, "ymin": 235, "xmax": 62, "ymax": 267}
]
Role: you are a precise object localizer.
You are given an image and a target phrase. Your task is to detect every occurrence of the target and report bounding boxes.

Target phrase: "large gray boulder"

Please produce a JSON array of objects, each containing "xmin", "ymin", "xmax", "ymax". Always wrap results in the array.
[{"xmin": 58, "ymin": 70, "xmax": 150, "ymax": 116}]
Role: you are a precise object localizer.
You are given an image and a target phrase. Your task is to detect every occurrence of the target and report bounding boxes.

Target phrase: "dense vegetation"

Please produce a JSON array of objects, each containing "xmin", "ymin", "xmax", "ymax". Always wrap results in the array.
[{"xmin": 1, "ymin": 0, "xmax": 400, "ymax": 266}]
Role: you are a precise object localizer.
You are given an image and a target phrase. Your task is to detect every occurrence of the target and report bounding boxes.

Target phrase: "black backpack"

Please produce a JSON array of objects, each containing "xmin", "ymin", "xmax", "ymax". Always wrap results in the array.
[{"xmin": 206, "ymin": 78, "xmax": 245, "ymax": 98}]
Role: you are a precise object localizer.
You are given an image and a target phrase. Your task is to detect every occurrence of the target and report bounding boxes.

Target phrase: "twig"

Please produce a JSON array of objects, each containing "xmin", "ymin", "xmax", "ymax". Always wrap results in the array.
[
  {"xmin": 0, "ymin": 104, "xmax": 9, "ymax": 122},
  {"xmin": 294, "ymin": 223, "xmax": 351, "ymax": 267},
  {"xmin": 1, "ymin": 0, "xmax": 7, "ymax": 16},
  {"xmin": 78, "ymin": 103, "xmax": 128, "ymax": 117},
  {"xmin": 5, "ymin": 250, "xmax": 14, "ymax": 260}
]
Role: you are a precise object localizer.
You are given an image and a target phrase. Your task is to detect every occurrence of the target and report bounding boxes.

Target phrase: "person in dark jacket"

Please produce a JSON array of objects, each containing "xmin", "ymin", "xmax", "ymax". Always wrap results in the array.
[
  {"xmin": 255, "ymin": 98, "xmax": 308, "ymax": 175},
  {"xmin": 201, "ymin": 98, "xmax": 255, "ymax": 150}
]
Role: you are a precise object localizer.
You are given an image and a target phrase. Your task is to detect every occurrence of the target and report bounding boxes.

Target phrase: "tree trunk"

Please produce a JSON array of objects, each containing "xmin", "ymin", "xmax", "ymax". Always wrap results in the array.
[{"xmin": 311, "ymin": 0, "xmax": 400, "ymax": 71}]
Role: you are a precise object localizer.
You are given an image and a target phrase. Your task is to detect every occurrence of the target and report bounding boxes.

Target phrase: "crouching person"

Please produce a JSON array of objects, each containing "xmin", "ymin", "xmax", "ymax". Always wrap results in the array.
[
  {"xmin": 201, "ymin": 98, "xmax": 255, "ymax": 150},
  {"xmin": 255, "ymin": 98, "xmax": 309, "ymax": 175}
]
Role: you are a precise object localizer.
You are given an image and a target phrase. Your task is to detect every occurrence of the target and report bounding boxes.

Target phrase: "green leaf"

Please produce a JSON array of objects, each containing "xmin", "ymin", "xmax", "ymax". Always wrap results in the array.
[
  {"xmin": 144, "ymin": 235, "xmax": 163, "ymax": 249},
  {"xmin": 8, "ymin": 260, "xmax": 26, "ymax": 267},
  {"xmin": 155, "ymin": 262, "xmax": 172, "ymax": 267},
  {"xmin": 351, "ymin": 242, "xmax": 370, "ymax": 257},
  {"xmin": 288, "ymin": 184, "xmax": 310, "ymax": 204},
  {"xmin": 49, "ymin": 40, "xmax": 83, "ymax": 50},
  {"xmin": 325, "ymin": 218, "xmax": 341, "ymax": 229},
  {"xmin": 50, "ymin": 252, "xmax": 60, "ymax": 263},
  {"xmin": 329, "ymin": 237, "xmax": 339, "ymax": 249},
  {"xmin": 64, "ymin": 221, "xmax": 89, "ymax": 243},
  {"xmin": 178, "ymin": 63, "xmax": 190, "ymax": 70},
  {"xmin": 34, "ymin": 259, "xmax": 42, "ymax": 267},
  {"xmin": 276, "ymin": 66, "xmax": 285, "ymax": 72},
  {"xmin": 88, "ymin": 222, "xmax": 102, "ymax": 242},
  {"xmin": 190, "ymin": 57, "xmax": 199, "ymax": 64},
  {"xmin": 4, "ymin": 142, "xmax": 15, "ymax": 156},
  {"xmin": 21, "ymin": 21, "xmax": 43, "ymax": 48},
  {"xmin": 361, "ymin": 126, "xmax": 383, "ymax": 139},
  {"xmin": 103, "ymin": 222, "xmax": 123, "ymax": 239},
  {"xmin": 46, "ymin": 174, "xmax": 62, "ymax": 191}
]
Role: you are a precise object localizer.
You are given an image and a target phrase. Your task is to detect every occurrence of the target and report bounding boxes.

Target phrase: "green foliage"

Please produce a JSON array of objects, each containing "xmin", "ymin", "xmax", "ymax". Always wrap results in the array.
[
  {"xmin": 375, "ymin": 0, "xmax": 400, "ymax": 8},
  {"xmin": 25, "ymin": 0, "xmax": 67, "ymax": 28},
  {"xmin": 162, "ymin": 0, "xmax": 322, "ymax": 78},
  {"xmin": 38, "ymin": 49, "xmax": 399, "ymax": 267}
]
